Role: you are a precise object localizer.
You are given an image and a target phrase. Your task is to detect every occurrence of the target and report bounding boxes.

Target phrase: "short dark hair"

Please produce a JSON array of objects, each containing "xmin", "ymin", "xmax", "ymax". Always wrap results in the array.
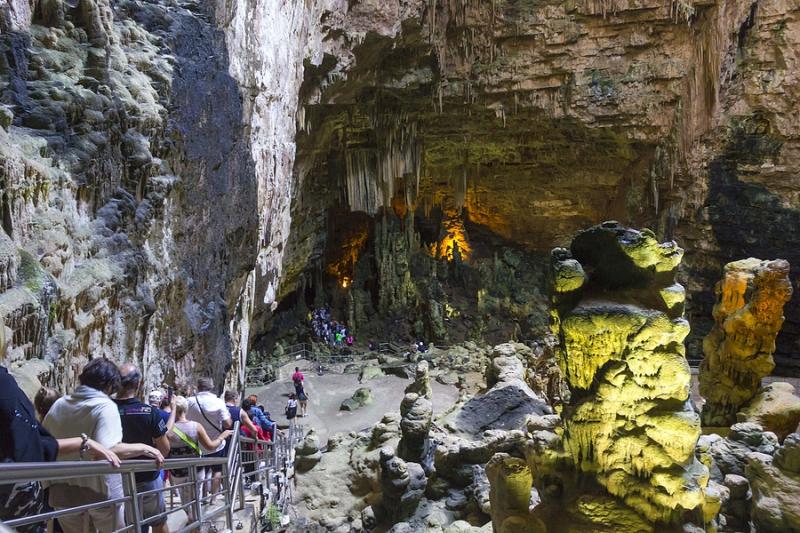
[
  {"xmin": 241, "ymin": 398, "xmax": 254, "ymax": 410},
  {"xmin": 295, "ymin": 367, "xmax": 299, "ymax": 372},
  {"xmin": 34, "ymin": 388, "xmax": 61, "ymax": 420},
  {"xmin": 197, "ymin": 377, "xmax": 214, "ymax": 392},
  {"xmin": 118, "ymin": 365, "xmax": 142, "ymax": 393},
  {"xmin": 224, "ymin": 390, "xmax": 238, "ymax": 403},
  {"xmin": 79, "ymin": 359, "xmax": 121, "ymax": 394}
]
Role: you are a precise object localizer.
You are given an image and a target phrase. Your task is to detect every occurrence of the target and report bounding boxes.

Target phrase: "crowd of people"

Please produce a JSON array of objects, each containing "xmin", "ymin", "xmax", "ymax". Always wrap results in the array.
[
  {"xmin": 309, "ymin": 307, "xmax": 353, "ymax": 347},
  {"xmin": 0, "ymin": 358, "xmax": 287, "ymax": 533}
]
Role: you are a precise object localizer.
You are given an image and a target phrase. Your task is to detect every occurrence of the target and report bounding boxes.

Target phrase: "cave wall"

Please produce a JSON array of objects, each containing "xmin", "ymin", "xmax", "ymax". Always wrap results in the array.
[{"xmin": 1, "ymin": 0, "xmax": 798, "ymax": 388}]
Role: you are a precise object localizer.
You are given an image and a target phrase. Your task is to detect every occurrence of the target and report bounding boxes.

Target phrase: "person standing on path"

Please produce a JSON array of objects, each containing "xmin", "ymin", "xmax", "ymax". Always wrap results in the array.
[
  {"xmin": 291, "ymin": 367, "xmax": 304, "ymax": 394},
  {"xmin": 114, "ymin": 364, "xmax": 173, "ymax": 533},
  {"xmin": 186, "ymin": 377, "xmax": 232, "ymax": 503},
  {"xmin": 285, "ymin": 394, "xmax": 298, "ymax": 429},
  {"xmin": 296, "ymin": 383, "xmax": 309, "ymax": 418}
]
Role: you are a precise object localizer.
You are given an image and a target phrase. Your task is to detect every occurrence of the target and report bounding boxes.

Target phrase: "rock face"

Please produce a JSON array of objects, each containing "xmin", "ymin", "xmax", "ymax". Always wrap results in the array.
[
  {"xmin": 550, "ymin": 222, "xmax": 707, "ymax": 525},
  {"xmin": 737, "ymin": 382, "xmax": 800, "ymax": 441},
  {"xmin": 699, "ymin": 258, "xmax": 793, "ymax": 426},
  {"xmin": 747, "ymin": 431, "xmax": 800, "ymax": 531}
]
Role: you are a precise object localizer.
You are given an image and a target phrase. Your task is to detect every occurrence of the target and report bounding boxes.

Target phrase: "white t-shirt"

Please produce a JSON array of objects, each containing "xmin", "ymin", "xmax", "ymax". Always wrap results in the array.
[{"xmin": 187, "ymin": 391, "xmax": 230, "ymax": 452}]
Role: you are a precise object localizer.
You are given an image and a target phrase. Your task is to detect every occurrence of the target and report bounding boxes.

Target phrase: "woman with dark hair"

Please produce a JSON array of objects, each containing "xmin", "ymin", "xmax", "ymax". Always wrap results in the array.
[
  {"xmin": 285, "ymin": 394, "xmax": 298, "ymax": 428},
  {"xmin": 33, "ymin": 388, "xmax": 61, "ymax": 422},
  {"xmin": 44, "ymin": 358, "xmax": 164, "ymax": 533}
]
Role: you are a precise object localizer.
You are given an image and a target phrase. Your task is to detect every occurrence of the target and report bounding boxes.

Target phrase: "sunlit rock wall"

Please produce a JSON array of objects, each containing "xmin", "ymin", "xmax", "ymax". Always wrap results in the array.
[{"xmin": 550, "ymin": 222, "xmax": 707, "ymax": 525}]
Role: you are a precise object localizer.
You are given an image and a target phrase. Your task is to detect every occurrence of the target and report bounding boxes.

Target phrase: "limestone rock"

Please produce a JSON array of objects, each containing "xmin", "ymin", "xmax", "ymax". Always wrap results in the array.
[
  {"xmin": 405, "ymin": 360, "xmax": 432, "ymax": 399},
  {"xmin": 747, "ymin": 432, "xmax": 800, "ymax": 532},
  {"xmin": 398, "ymin": 392, "xmax": 432, "ymax": 463},
  {"xmin": 295, "ymin": 429, "xmax": 323, "ymax": 472},
  {"xmin": 0, "ymin": 230, "xmax": 18, "ymax": 292},
  {"xmin": 737, "ymin": 382, "xmax": 800, "ymax": 441},
  {"xmin": 699, "ymin": 422, "xmax": 779, "ymax": 480},
  {"xmin": 359, "ymin": 364, "xmax": 385, "ymax": 381},
  {"xmin": 340, "ymin": 387, "xmax": 373, "ymax": 411},
  {"xmin": 486, "ymin": 453, "xmax": 540, "ymax": 533},
  {"xmin": 376, "ymin": 447, "xmax": 427, "ymax": 524},
  {"xmin": 699, "ymin": 258, "xmax": 793, "ymax": 426},
  {"xmin": 550, "ymin": 222, "xmax": 707, "ymax": 525}
]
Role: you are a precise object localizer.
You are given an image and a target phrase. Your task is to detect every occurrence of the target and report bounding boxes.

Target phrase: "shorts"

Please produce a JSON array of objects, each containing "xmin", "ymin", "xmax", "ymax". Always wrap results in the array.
[
  {"xmin": 134, "ymin": 477, "xmax": 167, "ymax": 527},
  {"xmin": 205, "ymin": 447, "xmax": 227, "ymax": 474}
]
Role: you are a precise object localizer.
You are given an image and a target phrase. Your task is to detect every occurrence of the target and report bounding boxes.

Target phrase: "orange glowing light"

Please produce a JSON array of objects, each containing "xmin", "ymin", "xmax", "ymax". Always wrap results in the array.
[
  {"xmin": 433, "ymin": 212, "xmax": 472, "ymax": 262},
  {"xmin": 341, "ymin": 277, "xmax": 351, "ymax": 289}
]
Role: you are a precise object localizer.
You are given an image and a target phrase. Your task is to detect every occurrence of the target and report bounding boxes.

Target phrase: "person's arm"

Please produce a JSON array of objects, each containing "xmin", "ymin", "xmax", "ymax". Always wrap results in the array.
[
  {"xmin": 154, "ymin": 434, "xmax": 170, "ymax": 457},
  {"xmin": 239, "ymin": 409, "xmax": 261, "ymax": 439},
  {"xmin": 166, "ymin": 396, "xmax": 177, "ymax": 431},
  {"xmin": 152, "ymin": 410, "xmax": 171, "ymax": 457},
  {"xmin": 56, "ymin": 437, "xmax": 121, "ymax": 467},
  {"xmin": 196, "ymin": 424, "xmax": 233, "ymax": 450},
  {"xmin": 220, "ymin": 403, "xmax": 233, "ymax": 430},
  {"xmin": 111, "ymin": 442, "xmax": 165, "ymax": 466}
]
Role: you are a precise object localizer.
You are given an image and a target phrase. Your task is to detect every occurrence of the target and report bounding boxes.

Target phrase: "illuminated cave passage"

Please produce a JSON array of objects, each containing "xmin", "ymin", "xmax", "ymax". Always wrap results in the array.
[{"xmin": 2, "ymin": 0, "xmax": 800, "ymax": 532}]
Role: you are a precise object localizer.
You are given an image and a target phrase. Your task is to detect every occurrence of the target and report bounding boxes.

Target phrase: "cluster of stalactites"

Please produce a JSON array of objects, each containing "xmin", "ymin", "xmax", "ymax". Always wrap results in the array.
[{"xmin": 344, "ymin": 114, "xmax": 422, "ymax": 216}]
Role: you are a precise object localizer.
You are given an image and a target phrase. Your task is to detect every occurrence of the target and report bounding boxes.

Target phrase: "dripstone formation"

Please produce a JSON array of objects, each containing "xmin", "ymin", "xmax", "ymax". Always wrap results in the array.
[
  {"xmin": 549, "ymin": 222, "xmax": 707, "ymax": 525},
  {"xmin": 699, "ymin": 258, "xmax": 793, "ymax": 427}
]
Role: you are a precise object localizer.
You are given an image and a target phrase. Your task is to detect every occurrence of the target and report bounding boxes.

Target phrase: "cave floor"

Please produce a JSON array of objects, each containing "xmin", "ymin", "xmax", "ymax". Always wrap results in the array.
[{"xmin": 245, "ymin": 361, "xmax": 460, "ymax": 445}]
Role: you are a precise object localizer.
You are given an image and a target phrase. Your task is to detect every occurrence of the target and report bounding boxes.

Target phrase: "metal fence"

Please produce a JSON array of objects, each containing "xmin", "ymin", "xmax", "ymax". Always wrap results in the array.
[{"xmin": 0, "ymin": 422, "xmax": 307, "ymax": 532}]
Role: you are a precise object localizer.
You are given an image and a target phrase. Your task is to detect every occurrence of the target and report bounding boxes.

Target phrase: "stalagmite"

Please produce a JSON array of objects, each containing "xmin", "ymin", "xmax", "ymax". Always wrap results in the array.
[
  {"xmin": 549, "ymin": 221, "xmax": 708, "ymax": 526},
  {"xmin": 699, "ymin": 258, "xmax": 793, "ymax": 427}
]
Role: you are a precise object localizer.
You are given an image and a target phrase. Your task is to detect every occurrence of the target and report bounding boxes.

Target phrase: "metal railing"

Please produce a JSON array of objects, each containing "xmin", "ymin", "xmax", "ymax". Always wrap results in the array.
[{"xmin": 0, "ymin": 420, "xmax": 307, "ymax": 533}]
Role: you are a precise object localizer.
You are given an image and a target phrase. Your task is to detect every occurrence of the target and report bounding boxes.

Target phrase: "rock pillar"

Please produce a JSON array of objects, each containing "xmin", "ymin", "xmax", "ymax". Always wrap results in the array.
[
  {"xmin": 550, "ymin": 222, "xmax": 707, "ymax": 524},
  {"xmin": 699, "ymin": 258, "xmax": 793, "ymax": 427}
]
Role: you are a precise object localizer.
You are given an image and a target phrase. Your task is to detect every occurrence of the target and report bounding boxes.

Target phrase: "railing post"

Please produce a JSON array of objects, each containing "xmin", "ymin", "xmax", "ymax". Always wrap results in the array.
[
  {"xmin": 188, "ymin": 465, "xmax": 203, "ymax": 526},
  {"xmin": 222, "ymin": 462, "xmax": 234, "ymax": 531},
  {"xmin": 124, "ymin": 471, "xmax": 143, "ymax": 533}
]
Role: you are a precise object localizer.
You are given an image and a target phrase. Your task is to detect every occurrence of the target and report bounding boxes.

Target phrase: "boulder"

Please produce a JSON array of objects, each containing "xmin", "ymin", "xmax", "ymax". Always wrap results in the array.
[
  {"xmin": 737, "ymin": 382, "xmax": 800, "ymax": 441},
  {"xmin": 747, "ymin": 432, "xmax": 800, "ymax": 532},
  {"xmin": 340, "ymin": 387, "xmax": 373, "ymax": 411},
  {"xmin": 295, "ymin": 429, "xmax": 323, "ymax": 472},
  {"xmin": 359, "ymin": 364, "xmax": 385, "ymax": 381},
  {"xmin": 699, "ymin": 258, "xmax": 793, "ymax": 426}
]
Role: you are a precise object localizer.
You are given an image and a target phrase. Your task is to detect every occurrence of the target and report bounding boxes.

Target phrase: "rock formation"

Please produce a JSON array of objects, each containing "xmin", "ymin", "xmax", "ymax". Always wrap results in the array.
[
  {"xmin": 376, "ymin": 447, "xmax": 427, "ymax": 524},
  {"xmin": 398, "ymin": 392, "xmax": 432, "ymax": 463},
  {"xmin": 549, "ymin": 222, "xmax": 707, "ymax": 525},
  {"xmin": 405, "ymin": 360, "xmax": 432, "ymax": 399},
  {"xmin": 340, "ymin": 387, "xmax": 373, "ymax": 412},
  {"xmin": 295, "ymin": 429, "xmax": 323, "ymax": 473},
  {"xmin": 699, "ymin": 258, "xmax": 793, "ymax": 427},
  {"xmin": 747, "ymin": 428, "xmax": 800, "ymax": 531},
  {"xmin": 485, "ymin": 453, "xmax": 540, "ymax": 533},
  {"xmin": 737, "ymin": 382, "xmax": 800, "ymax": 441}
]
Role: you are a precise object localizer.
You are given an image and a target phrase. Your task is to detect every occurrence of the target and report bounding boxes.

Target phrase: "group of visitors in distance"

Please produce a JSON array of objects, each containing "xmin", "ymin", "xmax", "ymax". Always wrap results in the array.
[
  {"xmin": 0, "ymin": 358, "xmax": 284, "ymax": 533},
  {"xmin": 309, "ymin": 306, "xmax": 353, "ymax": 347}
]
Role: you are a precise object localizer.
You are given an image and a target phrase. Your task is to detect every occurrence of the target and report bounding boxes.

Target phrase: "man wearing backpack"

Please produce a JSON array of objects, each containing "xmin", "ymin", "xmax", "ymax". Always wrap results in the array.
[{"xmin": 186, "ymin": 377, "xmax": 231, "ymax": 503}]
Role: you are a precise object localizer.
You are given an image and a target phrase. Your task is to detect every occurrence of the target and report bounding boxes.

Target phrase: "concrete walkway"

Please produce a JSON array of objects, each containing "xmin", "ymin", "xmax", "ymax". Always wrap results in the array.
[{"xmin": 246, "ymin": 361, "xmax": 460, "ymax": 445}]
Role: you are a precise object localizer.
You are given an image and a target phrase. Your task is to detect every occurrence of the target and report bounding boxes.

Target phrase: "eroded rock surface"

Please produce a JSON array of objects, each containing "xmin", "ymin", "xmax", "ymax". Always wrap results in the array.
[
  {"xmin": 699, "ymin": 258, "xmax": 793, "ymax": 426},
  {"xmin": 550, "ymin": 222, "xmax": 707, "ymax": 525}
]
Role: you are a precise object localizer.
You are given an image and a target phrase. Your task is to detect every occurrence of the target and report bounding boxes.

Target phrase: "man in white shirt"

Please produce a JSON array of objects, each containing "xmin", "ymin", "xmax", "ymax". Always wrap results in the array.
[{"xmin": 186, "ymin": 377, "xmax": 231, "ymax": 502}]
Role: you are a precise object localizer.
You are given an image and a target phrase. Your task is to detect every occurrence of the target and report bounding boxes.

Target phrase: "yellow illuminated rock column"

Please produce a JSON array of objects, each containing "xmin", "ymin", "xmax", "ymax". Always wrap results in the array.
[
  {"xmin": 550, "ymin": 221, "xmax": 708, "ymax": 526},
  {"xmin": 699, "ymin": 258, "xmax": 793, "ymax": 427}
]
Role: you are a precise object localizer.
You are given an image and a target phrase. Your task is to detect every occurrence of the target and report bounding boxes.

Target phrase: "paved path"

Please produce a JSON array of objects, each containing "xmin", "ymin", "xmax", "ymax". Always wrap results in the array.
[{"xmin": 246, "ymin": 361, "xmax": 460, "ymax": 445}]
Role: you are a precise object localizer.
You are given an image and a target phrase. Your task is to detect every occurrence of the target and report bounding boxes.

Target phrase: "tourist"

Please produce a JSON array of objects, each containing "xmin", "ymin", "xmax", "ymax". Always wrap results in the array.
[
  {"xmin": 186, "ymin": 377, "xmax": 231, "ymax": 503},
  {"xmin": 297, "ymin": 383, "xmax": 309, "ymax": 418},
  {"xmin": 44, "ymin": 358, "xmax": 164, "ymax": 533},
  {"xmin": 166, "ymin": 396, "xmax": 232, "ymax": 523},
  {"xmin": 246, "ymin": 394, "xmax": 277, "ymax": 436},
  {"xmin": 285, "ymin": 394, "xmax": 298, "ymax": 428},
  {"xmin": 292, "ymin": 366, "xmax": 304, "ymax": 394},
  {"xmin": 114, "ymin": 364, "xmax": 173, "ymax": 533},
  {"xmin": 33, "ymin": 387, "xmax": 61, "ymax": 422},
  {"xmin": 223, "ymin": 390, "xmax": 262, "ymax": 438},
  {"xmin": 1, "ymin": 364, "xmax": 121, "ymax": 533}
]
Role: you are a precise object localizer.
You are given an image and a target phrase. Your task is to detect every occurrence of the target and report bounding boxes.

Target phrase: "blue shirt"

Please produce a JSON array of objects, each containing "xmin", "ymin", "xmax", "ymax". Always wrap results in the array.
[{"xmin": 249, "ymin": 406, "xmax": 276, "ymax": 434}]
